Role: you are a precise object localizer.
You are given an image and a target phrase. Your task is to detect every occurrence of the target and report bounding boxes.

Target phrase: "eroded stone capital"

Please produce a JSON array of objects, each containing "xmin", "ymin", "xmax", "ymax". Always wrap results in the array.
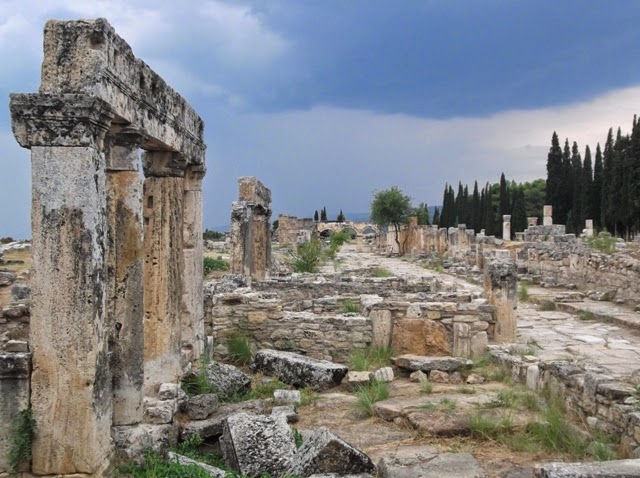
[
  {"xmin": 105, "ymin": 126, "xmax": 146, "ymax": 171},
  {"xmin": 142, "ymin": 150, "xmax": 187, "ymax": 177},
  {"xmin": 184, "ymin": 164, "xmax": 206, "ymax": 191},
  {"xmin": 10, "ymin": 93, "xmax": 114, "ymax": 149}
]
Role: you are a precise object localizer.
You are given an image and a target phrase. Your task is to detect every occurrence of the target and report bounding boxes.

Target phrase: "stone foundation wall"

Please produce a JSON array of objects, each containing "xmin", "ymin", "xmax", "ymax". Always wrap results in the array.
[
  {"xmin": 0, "ymin": 353, "xmax": 31, "ymax": 472},
  {"xmin": 490, "ymin": 346, "xmax": 640, "ymax": 458},
  {"xmin": 518, "ymin": 240, "xmax": 640, "ymax": 303}
]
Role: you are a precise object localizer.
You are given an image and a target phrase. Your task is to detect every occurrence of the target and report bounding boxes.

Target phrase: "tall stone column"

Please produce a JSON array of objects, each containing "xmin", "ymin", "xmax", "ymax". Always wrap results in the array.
[
  {"xmin": 484, "ymin": 253, "xmax": 517, "ymax": 343},
  {"xmin": 142, "ymin": 152, "xmax": 186, "ymax": 394},
  {"xmin": 502, "ymin": 215, "xmax": 511, "ymax": 241},
  {"xmin": 105, "ymin": 127, "xmax": 145, "ymax": 426},
  {"xmin": 543, "ymin": 205, "xmax": 553, "ymax": 226},
  {"xmin": 10, "ymin": 94, "xmax": 115, "ymax": 475},
  {"xmin": 182, "ymin": 165, "xmax": 206, "ymax": 362}
]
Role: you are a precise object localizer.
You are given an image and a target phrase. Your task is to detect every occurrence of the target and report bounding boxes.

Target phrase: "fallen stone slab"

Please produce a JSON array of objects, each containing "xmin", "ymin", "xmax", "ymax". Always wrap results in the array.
[
  {"xmin": 534, "ymin": 459, "xmax": 640, "ymax": 477},
  {"xmin": 271, "ymin": 405, "xmax": 299, "ymax": 423},
  {"xmin": 406, "ymin": 410, "xmax": 470, "ymax": 437},
  {"xmin": 0, "ymin": 271, "xmax": 16, "ymax": 287},
  {"xmin": 167, "ymin": 452, "xmax": 226, "ymax": 478},
  {"xmin": 221, "ymin": 412, "xmax": 296, "ymax": 478},
  {"xmin": 287, "ymin": 427, "xmax": 375, "ymax": 476},
  {"xmin": 252, "ymin": 349, "xmax": 348, "ymax": 390},
  {"xmin": 112, "ymin": 424, "xmax": 178, "ymax": 462},
  {"xmin": 378, "ymin": 448, "xmax": 487, "ymax": 478},
  {"xmin": 205, "ymin": 361, "xmax": 252, "ymax": 400},
  {"xmin": 180, "ymin": 399, "xmax": 264, "ymax": 439},
  {"xmin": 347, "ymin": 371, "xmax": 372, "ymax": 390},
  {"xmin": 393, "ymin": 355, "xmax": 473, "ymax": 373},
  {"xmin": 274, "ymin": 389, "xmax": 301, "ymax": 405}
]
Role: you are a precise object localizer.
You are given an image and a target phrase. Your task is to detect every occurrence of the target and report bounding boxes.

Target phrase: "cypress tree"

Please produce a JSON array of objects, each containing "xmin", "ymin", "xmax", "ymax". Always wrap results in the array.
[
  {"xmin": 546, "ymin": 132, "xmax": 564, "ymax": 223},
  {"xmin": 439, "ymin": 185, "xmax": 449, "ymax": 228},
  {"xmin": 483, "ymin": 183, "xmax": 496, "ymax": 236},
  {"xmin": 600, "ymin": 129, "xmax": 614, "ymax": 231},
  {"xmin": 471, "ymin": 181, "xmax": 481, "ymax": 232},
  {"xmin": 336, "ymin": 209, "xmax": 345, "ymax": 222},
  {"xmin": 314, "ymin": 210, "xmax": 319, "ymax": 222},
  {"xmin": 320, "ymin": 206, "xmax": 327, "ymax": 222},
  {"xmin": 581, "ymin": 145, "xmax": 593, "ymax": 226},
  {"xmin": 559, "ymin": 138, "xmax": 572, "ymax": 225},
  {"xmin": 592, "ymin": 143, "xmax": 603, "ymax": 230},
  {"xmin": 570, "ymin": 141, "xmax": 583, "ymax": 233},
  {"xmin": 511, "ymin": 187, "xmax": 528, "ymax": 237},
  {"xmin": 499, "ymin": 173, "xmax": 509, "ymax": 237},
  {"xmin": 432, "ymin": 207, "xmax": 440, "ymax": 227}
]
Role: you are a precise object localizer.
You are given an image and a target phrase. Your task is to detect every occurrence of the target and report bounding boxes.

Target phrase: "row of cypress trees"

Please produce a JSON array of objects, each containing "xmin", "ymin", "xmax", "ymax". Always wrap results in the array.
[{"xmin": 546, "ymin": 115, "xmax": 639, "ymax": 237}]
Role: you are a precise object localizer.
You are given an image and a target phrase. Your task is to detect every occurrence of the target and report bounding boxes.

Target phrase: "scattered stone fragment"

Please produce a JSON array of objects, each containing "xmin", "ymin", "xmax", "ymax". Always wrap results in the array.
[
  {"xmin": 167, "ymin": 452, "xmax": 226, "ymax": 478},
  {"xmin": 449, "ymin": 371, "xmax": 464, "ymax": 384},
  {"xmin": 220, "ymin": 412, "xmax": 296, "ymax": 478},
  {"xmin": 0, "ymin": 271, "xmax": 16, "ymax": 287},
  {"xmin": 371, "ymin": 366, "xmax": 394, "ymax": 383},
  {"xmin": 466, "ymin": 373, "xmax": 485, "ymax": 384},
  {"xmin": 205, "ymin": 361, "xmax": 252, "ymax": 400},
  {"xmin": 393, "ymin": 354, "xmax": 473, "ymax": 373},
  {"xmin": 11, "ymin": 283, "xmax": 30, "ymax": 301},
  {"xmin": 409, "ymin": 370, "xmax": 429, "ymax": 383},
  {"xmin": 378, "ymin": 447, "xmax": 487, "ymax": 478},
  {"xmin": 272, "ymin": 405, "xmax": 299, "ymax": 423},
  {"xmin": 1, "ymin": 303, "xmax": 29, "ymax": 319},
  {"xmin": 143, "ymin": 398, "xmax": 175, "ymax": 425},
  {"xmin": 534, "ymin": 459, "xmax": 640, "ymax": 477},
  {"xmin": 180, "ymin": 394, "xmax": 220, "ymax": 420},
  {"xmin": 429, "ymin": 370, "xmax": 449, "ymax": 383},
  {"xmin": 112, "ymin": 424, "xmax": 178, "ymax": 462},
  {"xmin": 158, "ymin": 383, "xmax": 185, "ymax": 400},
  {"xmin": 347, "ymin": 371, "xmax": 372, "ymax": 390},
  {"xmin": 287, "ymin": 427, "xmax": 374, "ymax": 476},
  {"xmin": 5, "ymin": 340, "xmax": 28, "ymax": 353},
  {"xmin": 180, "ymin": 400, "xmax": 265, "ymax": 440},
  {"xmin": 252, "ymin": 349, "xmax": 348, "ymax": 390},
  {"xmin": 274, "ymin": 389, "xmax": 301, "ymax": 405},
  {"xmin": 406, "ymin": 410, "xmax": 470, "ymax": 437}
]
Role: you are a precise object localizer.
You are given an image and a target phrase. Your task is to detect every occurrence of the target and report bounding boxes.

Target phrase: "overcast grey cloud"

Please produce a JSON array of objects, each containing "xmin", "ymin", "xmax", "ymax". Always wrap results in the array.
[{"xmin": 1, "ymin": 1, "xmax": 639, "ymax": 237}]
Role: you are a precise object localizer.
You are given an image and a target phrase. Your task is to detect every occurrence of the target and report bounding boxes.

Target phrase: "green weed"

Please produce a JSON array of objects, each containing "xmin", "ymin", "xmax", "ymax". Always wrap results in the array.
[
  {"xmin": 9, "ymin": 407, "xmax": 36, "ymax": 474},
  {"xmin": 349, "ymin": 345, "xmax": 394, "ymax": 371},
  {"xmin": 203, "ymin": 256, "xmax": 230, "ymax": 274},
  {"xmin": 518, "ymin": 280, "xmax": 530, "ymax": 302},
  {"xmin": 354, "ymin": 380, "xmax": 390, "ymax": 417},
  {"xmin": 294, "ymin": 238, "xmax": 322, "ymax": 273},
  {"xmin": 227, "ymin": 332, "xmax": 252, "ymax": 365},
  {"xmin": 371, "ymin": 267, "xmax": 393, "ymax": 277},
  {"xmin": 341, "ymin": 298, "xmax": 361, "ymax": 313},
  {"xmin": 419, "ymin": 380, "xmax": 433, "ymax": 395}
]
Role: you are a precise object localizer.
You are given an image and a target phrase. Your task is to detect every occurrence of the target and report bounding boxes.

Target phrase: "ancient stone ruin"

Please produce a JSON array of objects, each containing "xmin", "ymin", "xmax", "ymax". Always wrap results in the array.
[
  {"xmin": 4, "ymin": 18, "xmax": 206, "ymax": 476},
  {"xmin": 229, "ymin": 177, "xmax": 272, "ymax": 283}
]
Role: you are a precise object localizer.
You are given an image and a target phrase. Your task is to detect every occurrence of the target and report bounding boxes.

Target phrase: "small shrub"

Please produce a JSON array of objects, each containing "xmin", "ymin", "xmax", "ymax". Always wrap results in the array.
[
  {"xmin": 586, "ymin": 235, "xmax": 617, "ymax": 255},
  {"xmin": 182, "ymin": 368, "xmax": 216, "ymax": 396},
  {"xmin": 341, "ymin": 299, "xmax": 360, "ymax": 313},
  {"xmin": 203, "ymin": 256, "xmax": 230, "ymax": 274},
  {"xmin": 578, "ymin": 311, "xmax": 595, "ymax": 321},
  {"xmin": 9, "ymin": 407, "xmax": 36, "ymax": 473},
  {"xmin": 245, "ymin": 377, "xmax": 289, "ymax": 400},
  {"xmin": 227, "ymin": 332, "xmax": 252, "ymax": 365},
  {"xmin": 349, "ymin": 345, "xmax": 394, "ymax": 371},
  {"xmin": 300, "ymin": 386, "xmax": 318, "ymax": 406},
  {"xmin": 538, "ymin": 300, "xmax": 556, "ymax": 311},
  {"xmin": 371, "ymin": 267, "xmax": 393, "ymax": 278},
  {"xmin": 354, "ymin": 380, "xmax": 389, "ymax": 417},
  {"xmin": 294, "ymin": 238, "xmax": 322, "ymax": 273},
  {"xmin": 419, "ymin": 380, "xmax": 433, "ymax": 395},
  {"xmin": 175, "ymin": 434, "xmax": 204, "ymax": 458},
  {"xmin": 518, "ymin": 280, "xmax": 530, "ymax": 302}
]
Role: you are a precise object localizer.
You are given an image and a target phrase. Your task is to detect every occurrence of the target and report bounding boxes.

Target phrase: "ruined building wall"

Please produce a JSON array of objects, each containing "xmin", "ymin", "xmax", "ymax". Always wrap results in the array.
[
  {"xmin": 230, "ymin": 177, "xmax": 272, "ymax": 282},
  {"xmin": 6, "ymin": 18, "xmax": 206, "ymax": 476},
  {"xmin": 276, "ymin": 215, "xmax": 315, "ymax": 245}
]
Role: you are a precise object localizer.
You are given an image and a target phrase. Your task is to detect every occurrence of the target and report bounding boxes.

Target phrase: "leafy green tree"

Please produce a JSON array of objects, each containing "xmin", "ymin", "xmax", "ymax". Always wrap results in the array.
[
  {"xmin": 414, "ymin": 202, "xmax": 430, "ymax": 225},
  {"xmin": 271, "ymin": 219, "xmax": 279, "ymax": 233},
  {"xmin": 370, "ymin": 186, "xmax": 413, "ymax": 254},
  {"xmin": 314, "ymin": 210, "xmax": 319, "ymax": 222},
  {"xmin": 203, "ymin": 229, "xmax": 224, "ymax": 240},
  {"xmin": 336, "ymin": 209, "xmax": 346, "ymax": 222}
]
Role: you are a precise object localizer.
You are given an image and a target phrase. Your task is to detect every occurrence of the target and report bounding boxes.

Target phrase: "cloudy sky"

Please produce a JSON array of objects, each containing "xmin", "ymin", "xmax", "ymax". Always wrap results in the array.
[{"xmin": 1, "ymin": 1, "xmax": 640, "ymax": 237}]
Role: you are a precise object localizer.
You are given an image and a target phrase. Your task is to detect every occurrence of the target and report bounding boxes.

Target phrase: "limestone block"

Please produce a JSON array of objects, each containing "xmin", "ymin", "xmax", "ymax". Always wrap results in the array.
[
  {"xmin": 429, "ymin": 370, "xmax": 450, "ymax": 383},
  {"xmin": 112, "ymin": 424, "xmax": 178, "ymax": 463},
  {"xmin": 287, "ymin": 427, "xmax": 374, "ymax": 476},
  {"xmin": 470, "ymin": 331, "xmax": 489, "ymax": 358},
  {"xmin": 158, "ymin": 383, "xmax": 185, "ymax": 401},
  {"xmin": 466, "ymin": 373, "xmax": 485, "ymax": 385},
  {"xmin": 143, "ymin": 399, "xmax": 175, "ymax": 425},
  {"xmin": 378, "ymin": 447, "xmax": 487, "ymax": 478},
  {"xmin": 393, "ymin": 355, "xmax": 473, "ymax": 373},
  {"xmin": 274, "ymin": 389, "xmax": 302, "ymax": 405},
  {"xmin": 252, "ymin": 349, "xmax": 348, "ymax": 390},
  {"xmin": 370, "ymin": 309, "xmax": 393, "ymax": 348},
  {"xmin": 4, "ymin": 340, "xmax": 28, "ymax": 353},
  {"xmin": 272, "ymin": 405, "xmax": 299, "ymax": 423},
  {"xmin": 221, "ymin": 412, "xmax": 296, "ymax": 478},
  {"xmin": 534, "ymin": 459, "xmax": 640, "ymax": 477},
  {"xmin": 453, "ymin": 323, "xmax": 471, "ymax": 357},
  {"xmin": 371, "ymin": 367, "xmax": 394, "ymax": 383},
  {"xmin": 410, "ymin": 370, "xmax": 429, "ymax": 383},
  {"xmin": 526, "ymin": 365, "xmax": 540, "ymax": 391},
  {"xmin": 0, "ymin": 353, "xmax": 31, "ymax": 473},
  {"xmin": 392, "ymin": 319, "xmax": 451, "ymax": 356},
  {"xmin": 179, "ymin": 394, "xmax": 220, "ymax": 420},
  {"xmin": 0, "ymin": 272, "xmax": 16, "ymax": 287},
  {"xmin": 10, "ymin": 284, "xmax": 30, "ymax": 301},
  {"xmin": 204, "ymin": 362, "xmax": 252, "ymax": 400},
  {"xmin": 180, "ymin": 400, "xmax": 265, "ymax": 440},
  {"xmin": 347, "ymin": 371, "xmax": 373, "ymax": 391}
]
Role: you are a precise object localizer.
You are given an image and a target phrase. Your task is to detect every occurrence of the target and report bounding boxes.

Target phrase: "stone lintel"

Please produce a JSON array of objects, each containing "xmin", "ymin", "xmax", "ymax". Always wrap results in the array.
[
  {"xmin": 10, "ymin": 93, "xmax": 114, "ymax": 149},
  {"xmin": 142, "ymin": 150, "xmax": 187, "ymax": 178},
  {"xmin": 39, "ymin": 18, "xmax": 205, "ymax": 164},
  {"xmin": 238, "ymin": 177, "xmax": 271, "ymax": 210}
]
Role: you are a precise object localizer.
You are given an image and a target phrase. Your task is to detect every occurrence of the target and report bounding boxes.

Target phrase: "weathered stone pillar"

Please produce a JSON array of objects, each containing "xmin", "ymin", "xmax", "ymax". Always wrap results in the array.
[
  {"xmin": 10, "ymin": 94, "xmax": 115, "ymax": 475},
  {"xmin": 142, "ymin": 152, "xmax": 186, "ymax": 394},
  {"xmin": 182, "ymin": 165, "xmax": 206, "ymax": 362},
  {"xmin": 502, "ymin": 215, "xmax": 511, "ymax": 240},
  {"xmin": 543, "ymin": 205, "xmax": 553, "ymax": 226},
  {"xmin": 484, "ymin": 253, "xmax": 517, "ymax": 343},
  {"xmin": 527, "ymin": 217, "xmax": 538, "ymax": 227},
  {"xmin": 585, "ymin": 219, "xmax": 594, "ymax": 237},
  {"xmin": 105, "ymin": 127, "xmax": 145, "ymax": 426},
  {"xmin": 355, "ymin": 233, "xmax": 364, "ymax": 252},
  {"xmin": 230, "ymin": 177, "xmax": 272, "ymax": 283}
]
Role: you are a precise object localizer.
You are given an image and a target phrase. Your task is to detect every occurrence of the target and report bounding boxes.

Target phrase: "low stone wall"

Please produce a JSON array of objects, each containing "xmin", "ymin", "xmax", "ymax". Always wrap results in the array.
[
  {"xmin": 518, "ymin": 240, "xmax": 640, "ymax": 304},
  {"xmin": 0, "ymin": 353, "xmax": 31, "ymax": 473},
  {"xmin": 490, "ymin": 345, "xmax": 640, "ymax": 458}
]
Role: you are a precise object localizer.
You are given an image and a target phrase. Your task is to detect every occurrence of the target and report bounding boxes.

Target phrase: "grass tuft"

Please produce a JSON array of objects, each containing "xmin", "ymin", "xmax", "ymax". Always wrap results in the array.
[
  {"xmin": 518, "ymin": 280, "xmax": 530, "ymax": 302},
  {"xmin": 419, "ymin": 380, "xmax": 433, "ymax": 395},
  {"xmin": 9, "ymin": 407, "xmax": 36, "ymax": 474},
  {"xmin": 371, "ymin": 267, "xmax": 393, "ymax": 277},
  {"xmin": 354, "ymin": 380, "xmax": 390, "ymax": 417},
  {"xmin": 227, "ymin": 332, "xmax": 252, "ymax": 365},
  {"xmin": 341, "ymin": 298, "xmax": 361, "ymax": 313},
  {"xmin": 349, "ymin": 345, "xmax": 394, "ymax": 371}
]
